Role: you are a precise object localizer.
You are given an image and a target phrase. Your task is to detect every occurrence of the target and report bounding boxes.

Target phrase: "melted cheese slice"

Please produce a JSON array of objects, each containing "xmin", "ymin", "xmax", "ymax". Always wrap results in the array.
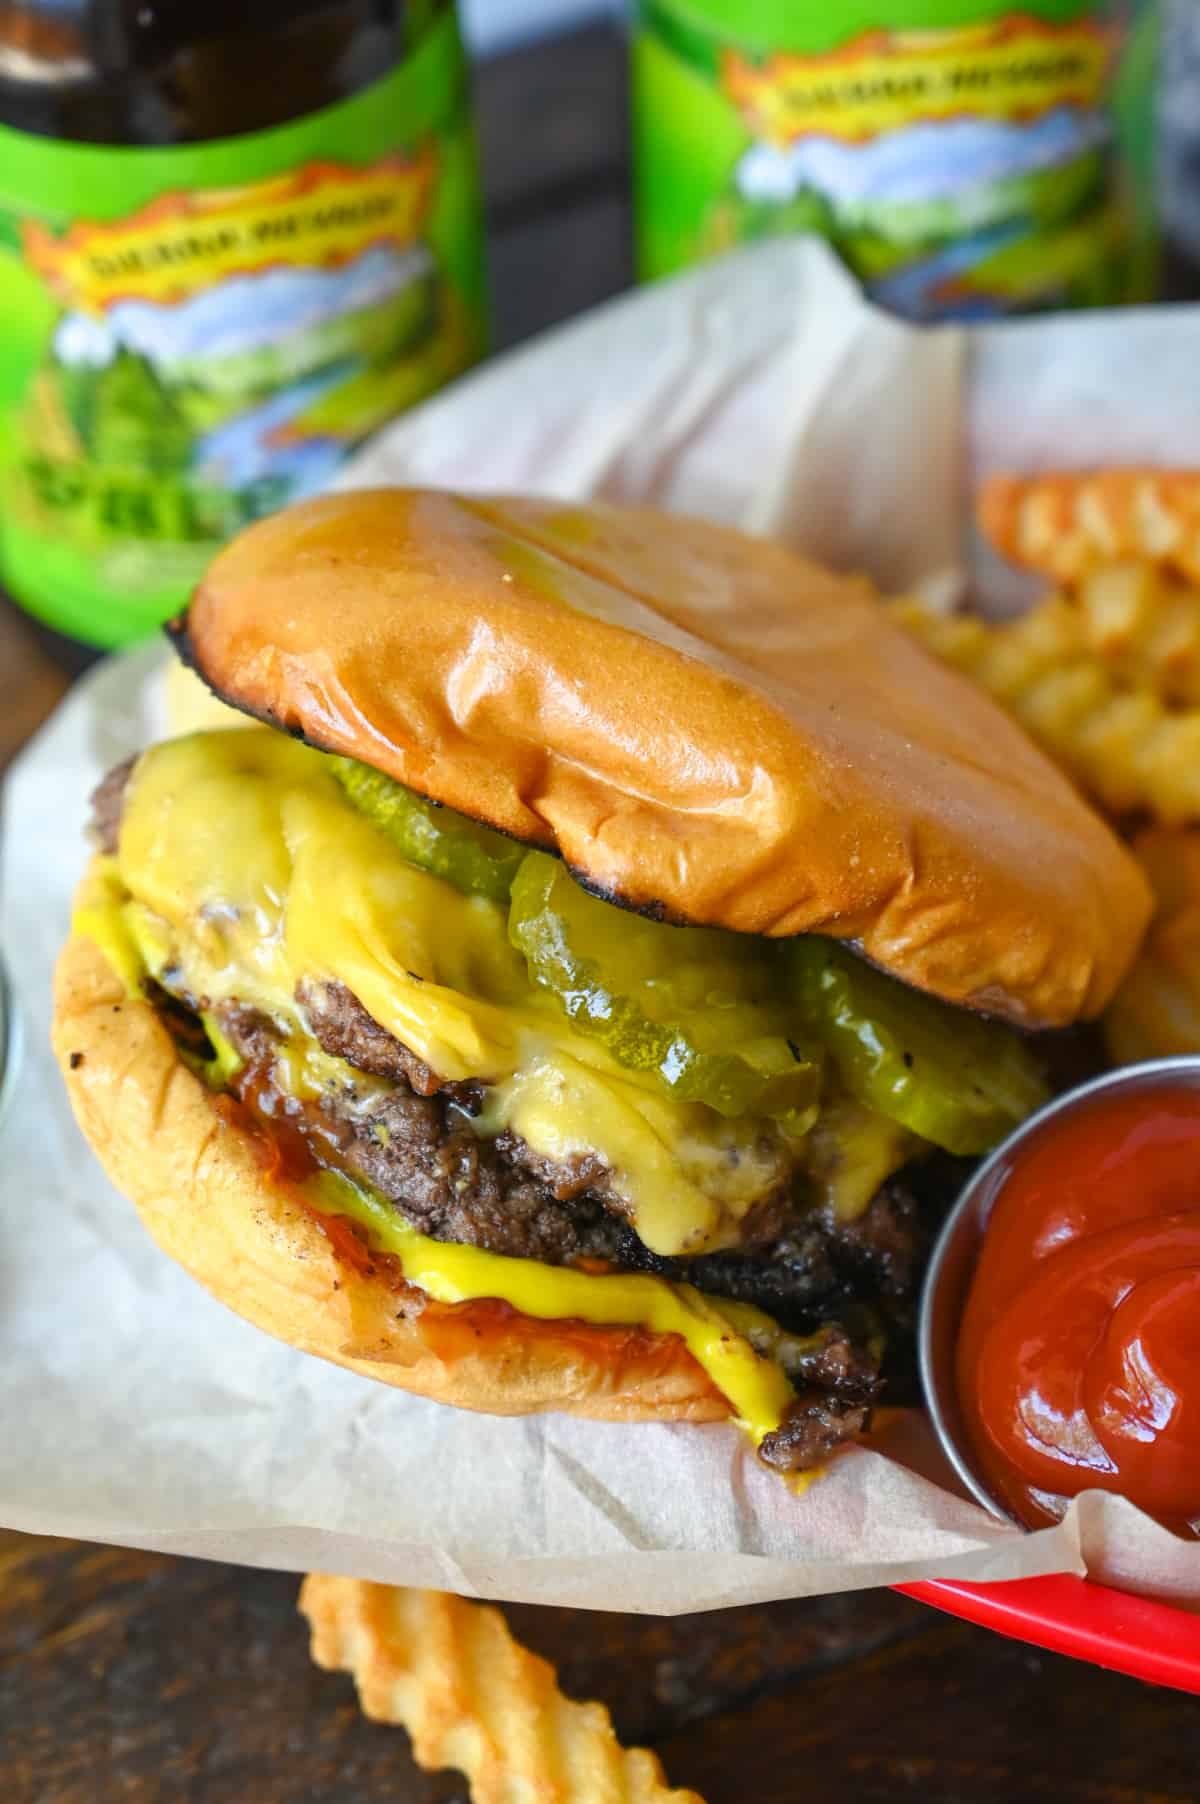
[
  {"xmin": 113, "ymin": 729, "xmax": 795, "ymax": 1258},
  {"xmin": 308, "ymin": 1168, "xmax": 803, "ymax": 1452}
]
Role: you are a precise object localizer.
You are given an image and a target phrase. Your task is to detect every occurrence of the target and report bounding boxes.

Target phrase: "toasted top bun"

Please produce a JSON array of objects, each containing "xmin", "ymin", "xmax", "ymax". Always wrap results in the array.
[
  {"xmin": 178, "ymin": 488, "xmax": 1150, "ymax": 1028},
  {"xmin": 53, "ymin": 922, "xmax": 729, "ymax": 1424}
]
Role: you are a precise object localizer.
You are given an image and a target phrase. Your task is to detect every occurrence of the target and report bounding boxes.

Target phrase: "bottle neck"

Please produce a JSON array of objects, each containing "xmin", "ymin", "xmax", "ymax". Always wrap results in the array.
[{"xmin": 0, "ymin": 1, "xmax": 445, "ymax": 145}]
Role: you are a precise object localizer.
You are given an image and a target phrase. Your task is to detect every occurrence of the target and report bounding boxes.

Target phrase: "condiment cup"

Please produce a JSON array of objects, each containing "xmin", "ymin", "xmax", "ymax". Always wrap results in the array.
[{"xmin": 918, "ymin": 1055, "xmax": 1200, "ymax": 1528}]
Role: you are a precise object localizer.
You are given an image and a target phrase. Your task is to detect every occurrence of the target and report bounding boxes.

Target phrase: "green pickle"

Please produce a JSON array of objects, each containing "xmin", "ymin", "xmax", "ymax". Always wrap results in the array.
[
  {"xmin": 789, "ymin": 940, "xmax": 1049, "ymax": 1157},
  {"xmin": 508, "ymin": 852, "xmax": 821, "ymax": 1123},
  {"xmin": 332, "ymin": 759, "xmax": 525, "ymax": 902},
  {"xmin": 332, "ymin": 760, "xmax": 1045, "ymax": 1155}
]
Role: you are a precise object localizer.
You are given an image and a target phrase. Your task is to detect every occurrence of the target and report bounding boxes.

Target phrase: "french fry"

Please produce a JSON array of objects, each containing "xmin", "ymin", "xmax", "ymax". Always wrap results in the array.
[
  {"xmin": 979, "ymin": 470, "xmax": 1200, "ymax": 586},
  {"xmin": 1076, "ymin": 564, "xmax": 1200, "ymax": 706},
  {"xmin": 890, "ymin": 595, "xmax": 1200, "ymax": 825},
  {"xmin": 299, "ymin": 1576, "xmax": 706, "ymax": 1804},
  {"xmin": 1105, "ymin": 828, "xmax": 1200, "ymax": 1064}
]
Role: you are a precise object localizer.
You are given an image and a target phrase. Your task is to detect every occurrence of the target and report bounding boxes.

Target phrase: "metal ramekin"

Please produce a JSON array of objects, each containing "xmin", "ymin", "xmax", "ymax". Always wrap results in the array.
[{"xmin": 918, "ymin": 1056, "xmax": 1200, "ymax": 1526}]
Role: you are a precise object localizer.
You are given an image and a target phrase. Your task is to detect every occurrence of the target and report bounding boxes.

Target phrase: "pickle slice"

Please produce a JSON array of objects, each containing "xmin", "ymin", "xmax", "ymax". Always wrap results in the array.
[
  {"xmin": 332, "ymin": 758, "xmax": 525, "ymax": 902},
  {"xmin": 789, "ymin": 939, "xmax": 1048, "ymax": 1157},
  {"xmin": 509, "ymin": 851, "xmax": 821, "ymax": 1122}
]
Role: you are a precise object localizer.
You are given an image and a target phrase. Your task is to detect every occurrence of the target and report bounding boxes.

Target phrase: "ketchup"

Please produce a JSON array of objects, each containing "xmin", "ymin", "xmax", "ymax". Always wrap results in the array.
[{"xmin": 957, "ymin": 1084, "xmax": 1200, "ymax": 1537}]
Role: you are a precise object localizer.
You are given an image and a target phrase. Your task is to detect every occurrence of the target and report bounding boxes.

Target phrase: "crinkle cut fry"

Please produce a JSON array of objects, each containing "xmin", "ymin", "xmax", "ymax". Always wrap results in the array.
[
  {"xmin": 888, "ymin": 596, "xmax": 1200, "ymax": 826},
  {"xmin": 979, "ymin": 469, "xmax": 1200, "ymax": 585},
  {"xmin": 299, "ymin": 1576, "xmax": 707, "ymax": 1804},
  {"xmin": 1105, "ymin": 827, "xmax": 1200, "ymax": 1065},
  {"xmin": 1074, "ymin": 563, "xmax": 1200, "ymax": 707}
]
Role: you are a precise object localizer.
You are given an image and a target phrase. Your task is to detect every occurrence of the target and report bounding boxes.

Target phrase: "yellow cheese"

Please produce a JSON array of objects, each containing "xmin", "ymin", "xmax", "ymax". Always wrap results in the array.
[
  {"xmin": 72, "ymin": 858, "xmax": 146, "ymax": 999},
  {"xmin": 476, "ymin": 1046, "xmax": 793, "ymax": 1256},
  {"xmin": 112, "ymin": 729, "xmax": 796, "ymax": 1257},
  {"xmin": 307, "ymin": 1168, "xmax": 801, "ymax": 1452},
  {"xmin": 805, "ymin": 1094, "xmax": 917, "ymax": 1223}
]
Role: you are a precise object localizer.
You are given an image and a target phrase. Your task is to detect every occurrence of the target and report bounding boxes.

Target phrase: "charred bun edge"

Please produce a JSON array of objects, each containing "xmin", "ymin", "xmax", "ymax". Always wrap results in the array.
[{"xmin": 165, "ymin": 612, "xmax": 318, "ymax": 747}]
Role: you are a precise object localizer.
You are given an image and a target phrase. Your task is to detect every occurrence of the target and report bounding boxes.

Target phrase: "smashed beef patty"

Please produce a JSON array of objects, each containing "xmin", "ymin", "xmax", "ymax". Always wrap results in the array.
[{"xmin": 214, "ymin": 985, "xmax": 941, "ymax": 1346}]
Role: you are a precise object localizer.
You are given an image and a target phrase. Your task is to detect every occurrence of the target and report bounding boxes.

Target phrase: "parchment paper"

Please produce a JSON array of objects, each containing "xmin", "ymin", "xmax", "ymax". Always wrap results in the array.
[{"xmin": 4, "ymin": 240, "xmax": 1199, "ymax": 1609}]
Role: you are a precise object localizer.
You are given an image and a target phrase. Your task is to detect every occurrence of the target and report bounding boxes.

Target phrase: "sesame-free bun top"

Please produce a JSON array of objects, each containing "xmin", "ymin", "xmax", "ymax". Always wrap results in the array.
[{"xmin": 177, "ymin": 488, "xmax": 1150, "ymax": 1028}]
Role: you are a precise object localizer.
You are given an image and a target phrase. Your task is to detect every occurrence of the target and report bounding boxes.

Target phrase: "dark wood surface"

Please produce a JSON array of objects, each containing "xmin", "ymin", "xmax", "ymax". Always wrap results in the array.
[
  {"xmin": 5, "ymin": 1531, "xmax": 1200, "ymax": 1803},
  {"xmin": 5, "ymin": 24, "xmax": 1200, "ymax": 1803}
]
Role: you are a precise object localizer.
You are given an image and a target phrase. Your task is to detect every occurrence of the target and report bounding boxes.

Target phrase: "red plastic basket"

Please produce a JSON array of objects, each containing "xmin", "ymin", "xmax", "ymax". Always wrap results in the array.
[{"xmin": 896, "ymin": 1576, "xmax": 1200, "ymax": 1691}]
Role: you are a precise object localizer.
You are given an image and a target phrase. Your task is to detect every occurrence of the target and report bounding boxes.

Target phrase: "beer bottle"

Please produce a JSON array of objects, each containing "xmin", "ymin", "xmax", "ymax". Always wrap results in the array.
[
  {"xmin": 0, "ymin": 2, "xmax": 485, "ymax": 645},
  {"xmin": 632, "ymin": 0, "xmax": 1155, "ymax": 320}
]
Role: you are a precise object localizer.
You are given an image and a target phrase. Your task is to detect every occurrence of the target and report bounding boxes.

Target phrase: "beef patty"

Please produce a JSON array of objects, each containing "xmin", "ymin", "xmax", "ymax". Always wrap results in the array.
[{"xmin": 215, "ymin": 985, "xmax": 945, "ymax": 1343}]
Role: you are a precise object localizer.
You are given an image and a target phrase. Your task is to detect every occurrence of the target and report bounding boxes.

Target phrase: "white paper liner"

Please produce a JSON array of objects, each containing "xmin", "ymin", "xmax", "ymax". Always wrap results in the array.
[{"xmin": 4, "ymin": 240, "xmax": 1199, "ymax": 1610}]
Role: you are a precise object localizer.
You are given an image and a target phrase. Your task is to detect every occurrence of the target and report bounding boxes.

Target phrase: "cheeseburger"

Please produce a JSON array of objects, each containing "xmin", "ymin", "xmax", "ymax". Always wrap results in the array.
[{"xmin": 53, "ymin": 491, "xmax": 1150, "ymax": 1475}]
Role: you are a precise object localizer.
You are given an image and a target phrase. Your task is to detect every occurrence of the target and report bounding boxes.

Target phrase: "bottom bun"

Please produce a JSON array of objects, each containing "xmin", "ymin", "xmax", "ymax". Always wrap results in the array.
[{"xmin": 52, "ymin": 924, "xmax": 730, "ymax": 1424}]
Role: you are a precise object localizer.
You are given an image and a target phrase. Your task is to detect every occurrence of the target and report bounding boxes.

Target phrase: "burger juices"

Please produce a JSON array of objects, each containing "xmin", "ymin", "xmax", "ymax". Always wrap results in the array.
[{"xmin": 54, "ymin": 491, "xmax": 1150, "ymax": 1478}]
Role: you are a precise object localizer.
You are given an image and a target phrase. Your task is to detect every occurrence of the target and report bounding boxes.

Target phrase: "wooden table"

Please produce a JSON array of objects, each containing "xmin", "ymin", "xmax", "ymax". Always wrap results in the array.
[{"xmin": 5, "ymin": 27, "xmax": 1200, "ymax": 1804}]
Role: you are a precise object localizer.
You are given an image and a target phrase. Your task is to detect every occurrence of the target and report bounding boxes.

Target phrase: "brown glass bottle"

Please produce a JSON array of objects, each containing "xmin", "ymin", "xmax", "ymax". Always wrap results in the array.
[
  {"xmin": 0, "ymin": 2, "xmax": 445, "ymax": 144},
  {"xmin": 0, "ymin": 1, "xmax": 484, "ymax": 644}
]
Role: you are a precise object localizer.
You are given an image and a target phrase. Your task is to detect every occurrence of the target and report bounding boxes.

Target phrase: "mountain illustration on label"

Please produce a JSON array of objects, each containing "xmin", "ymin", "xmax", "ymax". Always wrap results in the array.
[
  {"xmin": 0, "ymin": 2, "xmax": 485, "ymax": 647},
  {"xmin": 698, "ymin": 13, "xmax": 1128, "ymax": 318},
  {"xmin": 11, "ymin": 149, "xmax": 470, "ymax": 563}
]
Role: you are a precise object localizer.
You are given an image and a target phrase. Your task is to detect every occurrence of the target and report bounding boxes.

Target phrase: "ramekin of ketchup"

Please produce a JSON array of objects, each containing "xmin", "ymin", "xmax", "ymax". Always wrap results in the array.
[{"xmin": 921, "ymin": 1060, "xmax": 1200, "ymax": 1540}]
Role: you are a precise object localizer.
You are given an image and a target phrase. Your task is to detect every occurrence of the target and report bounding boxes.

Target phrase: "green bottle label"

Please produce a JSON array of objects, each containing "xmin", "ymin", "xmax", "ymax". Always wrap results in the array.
[
  {"xmin": 633, "ymin": 0, "xmax": 1148, "ymax": 319},
  {"xmin": 0, "ymin": 11, "xmax": 485, "ymax": 646}
]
